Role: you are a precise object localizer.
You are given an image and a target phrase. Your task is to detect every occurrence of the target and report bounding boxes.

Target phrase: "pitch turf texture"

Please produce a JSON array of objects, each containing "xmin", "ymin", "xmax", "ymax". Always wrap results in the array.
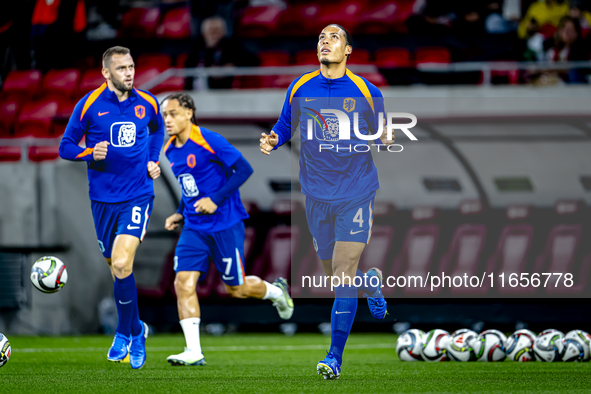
[{"xmin": 2, "ymin": 334, "xmax": 590, "ymax": 393}]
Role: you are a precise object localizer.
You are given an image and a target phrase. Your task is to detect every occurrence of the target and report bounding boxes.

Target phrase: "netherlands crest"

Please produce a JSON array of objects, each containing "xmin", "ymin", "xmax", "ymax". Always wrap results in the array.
[
  {"xmin": 343, "ymin": 98, "xmax": 355, "ymax": 112},
  {"xmin": 135, "ymin": 105, "xmax": 146, "ymax": 119}
]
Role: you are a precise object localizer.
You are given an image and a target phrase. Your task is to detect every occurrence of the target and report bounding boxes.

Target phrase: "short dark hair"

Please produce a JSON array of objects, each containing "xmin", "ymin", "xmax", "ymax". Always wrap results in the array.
[
  {"xmin": 161, "ymin": 92, "xmax": 198, "ymax": 125},
  {"xmin": 326, "ymin": 24, "xmax": 353, "ymax": 60},
  {"xmin": 102, "ymin": 46, "xmax": 131, "ymax": 68}
]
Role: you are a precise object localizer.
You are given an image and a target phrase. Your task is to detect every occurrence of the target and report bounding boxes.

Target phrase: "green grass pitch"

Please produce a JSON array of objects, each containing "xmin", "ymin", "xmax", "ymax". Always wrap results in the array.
[{"xmin": 2, "ymin": 333, "xmax": 590, "ymax": 393}]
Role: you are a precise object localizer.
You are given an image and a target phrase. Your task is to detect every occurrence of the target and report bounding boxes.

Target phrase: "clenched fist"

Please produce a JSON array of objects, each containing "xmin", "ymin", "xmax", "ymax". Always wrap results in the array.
[
  {"xmin": 147, "ymin": 161, "xmax": 161, "ymax": 180},
  {"xmin": 260, "ymin": 131, "xmax": 279, "ymax": 155},
  {"xmin": 93, "ymin": 141, "xmax": 109, "ymax": 161},
  {"xmin": 165, "ymin": 213, "xmax": 183, "ymax": 231}
]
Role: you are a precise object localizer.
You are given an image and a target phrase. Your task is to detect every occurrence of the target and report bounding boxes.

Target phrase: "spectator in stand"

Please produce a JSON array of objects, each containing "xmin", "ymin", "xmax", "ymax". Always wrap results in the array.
[
  {"xmin": 518, "ymin": 0, "xmax": 569, "ymax": 39},
  {"xmin": 407, "ymin": 0, "xmax": 456, "ymax": 36},
  {"xmin": 568, "ymin": 0, "xmax": 591, "ymax": 37},
  {"xmin": 484, "ymin": 0, "xmax": 517, "ymax": 34},
  {"xmin": 454, "ymin": 3, "xmax": 486, "ymax": 36},
  {"xmin": 184, "ymin": 15, "xmax": 258, "ymax": 90}
]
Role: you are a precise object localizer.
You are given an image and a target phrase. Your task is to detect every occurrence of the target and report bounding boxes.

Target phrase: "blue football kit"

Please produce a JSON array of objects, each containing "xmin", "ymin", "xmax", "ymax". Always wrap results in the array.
[
  {"xmin": 165, "ymin": 125, "xmax": 251, "ymax": 286},
  {"xmin": 59, "ymin": 82, "xmax": 164, "ymax": 258},
  {"xmin": 272, "ymin": 69, "xmax": 384, "ymax": 259}
]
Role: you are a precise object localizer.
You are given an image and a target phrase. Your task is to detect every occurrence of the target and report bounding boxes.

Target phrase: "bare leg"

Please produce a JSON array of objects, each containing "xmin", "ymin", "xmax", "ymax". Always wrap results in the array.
[
  {"xmin": 175, "ymin": 271, "xmax": 201, "ymax": 320},
  {"xmin": 224, "ymin": 275, "xmax": 267, "ymax": 299},
  {"xmin": 111, "ymin": 234, "xmax": 140, "ymax": 279},
  {"xmin": 331, "ymin": 241, "xmax": 365, "ymax": 285}
]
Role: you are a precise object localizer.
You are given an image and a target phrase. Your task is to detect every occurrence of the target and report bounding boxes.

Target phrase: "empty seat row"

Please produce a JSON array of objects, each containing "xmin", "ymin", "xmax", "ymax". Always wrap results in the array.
[
  {"xmin": 120, "ymin": 7, "xmax": 191, "ymax": 40},
  {"xmin": 0, "ymin": 145, "xmax": 59, "ymax": 162}
]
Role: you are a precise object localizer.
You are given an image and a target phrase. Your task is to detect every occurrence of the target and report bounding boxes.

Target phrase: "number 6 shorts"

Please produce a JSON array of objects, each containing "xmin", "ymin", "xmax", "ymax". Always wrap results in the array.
[
  {"xmin": 90, "ymin": 194, "xmax": 154, "ymax": 258},
  {"xmin": 174, "ymin": 221, "xmax": 246, "ymax": 287},
  {"xmin": 305, "ymin": 191, "xmax": 376, "ymax": 260}
]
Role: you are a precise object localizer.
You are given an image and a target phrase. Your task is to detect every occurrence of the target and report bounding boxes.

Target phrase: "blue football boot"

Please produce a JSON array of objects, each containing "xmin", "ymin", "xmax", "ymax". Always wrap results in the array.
[
  {"xmin": 364, "ymin": 267, "xmax": 388, "ymax": 320},
  {"xmin": 107, "ymin": 332, "xmax": 131, "ymax": 362},
  {"xmin": 129, "ymin": 321, "xmax": 149, "ymax": 369},
  {"xmin": 317, "ymin": 352, "xmax": 341, "ymax": 380}
]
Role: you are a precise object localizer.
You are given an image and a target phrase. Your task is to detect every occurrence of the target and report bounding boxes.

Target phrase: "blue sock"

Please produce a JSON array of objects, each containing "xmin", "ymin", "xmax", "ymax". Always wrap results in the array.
[
  {"xmin": 114, "ymin": 274, "xmax": 140, "ymax": 337},
  {"xmin": 356, "ymin": 269, "xmax": 379, "ymax": 295},
  {"xmin": 329, "ymin": 285, "xmax": 358, "ymax": 365},
  {"xmin": 130, "ymin": 277, "xmax": 143, "ymax": 337}
]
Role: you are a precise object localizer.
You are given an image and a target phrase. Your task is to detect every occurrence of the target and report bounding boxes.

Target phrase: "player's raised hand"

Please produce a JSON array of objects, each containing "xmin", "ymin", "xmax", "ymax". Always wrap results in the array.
[
  {"xmin": 165, "ymin": 213, "xmax": 184, "ymax": 231},
  {"xmin": 260, "ymin": 131, "xmax": 279, "ymax": 155},
  {"xmin": 194, "ymin": 197, "xmax": 218, "ymax": 214},
  {"xmin": 147, "ymin": 161, "xmax": 161, "ymax": 180},
  {"xmin": 93, "ymin": 141, "xmax": 109, "ymax": 161}
]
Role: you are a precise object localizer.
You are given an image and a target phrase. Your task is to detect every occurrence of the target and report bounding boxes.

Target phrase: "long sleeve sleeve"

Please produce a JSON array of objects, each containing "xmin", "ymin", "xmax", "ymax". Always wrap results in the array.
[
  {"xmin": 148, "ymin": 104, "xmax": 165, "ymax": 163},
  {"xmin": 210, "ymin": 155, "xmax": 253, "ymax": 206},
  {"xmin": 59, "ymin": 99, "xmax": 94, "ymax": 161}
]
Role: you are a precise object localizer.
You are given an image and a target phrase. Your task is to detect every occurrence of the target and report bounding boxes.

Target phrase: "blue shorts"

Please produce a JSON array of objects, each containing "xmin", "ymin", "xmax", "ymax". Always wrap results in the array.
[
  {"xmin": 305, "ymin": 192, "xmax": 376, "ymax": 260},
  {"xmin": 90, "ymin": 194, "xmax": 154, "ymax": 258},
  {"xmin": 174, "ymin": 221, "xmax": 246, "ymax": 286}
]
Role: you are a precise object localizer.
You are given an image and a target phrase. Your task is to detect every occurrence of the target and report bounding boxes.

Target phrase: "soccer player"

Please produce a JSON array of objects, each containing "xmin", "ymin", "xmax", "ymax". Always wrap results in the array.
[
  {"xmin": 260, "ymin": 25, "xmax": 394, "ymax": 379},
  {"xmin": 161, "ymin": 93, "xmax": 294, "ymax": 366},
  {"xmin": 59, "ymin": 46, "xmax": 164, "ymax": 369}
]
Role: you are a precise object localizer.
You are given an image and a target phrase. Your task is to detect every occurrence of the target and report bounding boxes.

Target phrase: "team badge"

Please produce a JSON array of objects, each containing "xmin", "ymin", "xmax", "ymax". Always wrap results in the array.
[
  {"xmin": 110, "ymin": 122, "xmax": 136, "ymax": 147},
  {"xmin": 343, "ymin": 98, "xmax": 355, "ymax": 112},
  {"xmin": 135, "ymin": 105, "xmax": 146, "ymax": 119},
  {"xmin": 178, "ymin": 174, "xmax": 200, "ymax": 197}
]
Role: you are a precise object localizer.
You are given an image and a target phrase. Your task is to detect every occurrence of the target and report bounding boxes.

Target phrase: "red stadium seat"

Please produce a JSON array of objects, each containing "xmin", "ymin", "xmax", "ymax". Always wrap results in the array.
[
  {"xmin": 259, "ymin": 50, "xmax": 290, "ymax": 67},
  {"xmin": 294, "ymin": 50, "xmax": 319, "ymax": 65},
  {"xmin": 317, "ymin": 1, "xmax": 367, "ymax": 32},
  {"xmin": 0, "ymin": 100, "xmax": 20, "ymax": 136},
  {"xmin": 375, "ymin": 48, "xmax": 412, "ymax": 68},
  {"xmin": 42, "ymin": 69, "xmax": 80, "ymax": 101},
  {"xmin": 278, "ymin": 3, "xmax": 321, "ymax": 36},
  {"xmin": 156, "ymin": 7, "xmax": 191, "ymax": 40},
  {"xmin": 77, "ymin": 68, "xmax": 105, "ymax": 97},
  {"xmin": 348, "ymin": 49, "xmax": 371, "ymax": 65},
  {"xmin": 176, "ymin": 53, "xmax": 189, "ymax": 68},
  {"xmin": 137, "ymin": 53, "xmax": 172, "ymax": 72},
  {"xmin": 237, "ymin": 5, "xmax": 283, "ymax": 38},
  {"xmin": 357, "ymin": 1, "xmax": 409, "ymax": 35},
  {"xmin": 15, "ymin": 100, "xmax": 58, "ymax": 138},
  {"xmin": 28, "ymin": 146, "xmax": 60, "ymax": 162},
  {"xmin": 357, "ymin": 72, "xmax": 388, "ymax": 86},
  {"xmin": 1, "ymin": 70, "xmax": 42, "ymax": 102},
  {"xmin": 134, "ymin": 68, "xmax": 161, "ymax": 89},
  {"xmin": 485, "ymin": 205, "xmax": 536, "ymax": 295},
  {"xmin": 0, "ymin": 146, "xmax": 22, "ymax": 162},
  {"xmin": 120, "ymin": 7, "xmax": 161, "ymax": 38},
  {"xmin": 53, "ymin": 101, "xmax": 76, "ymax": 136},
  {"xmin": 415, "ymin": 47, "xmax": 451, "ymax": 65}
]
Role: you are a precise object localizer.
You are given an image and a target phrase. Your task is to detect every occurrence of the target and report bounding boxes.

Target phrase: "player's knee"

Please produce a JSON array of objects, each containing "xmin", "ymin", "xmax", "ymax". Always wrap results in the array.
[
  {"xmin": 111, "ymin": 257, "xmax": 132, "ymax": 278},
  {"xmin": 226, "ymin": 285, "xmax": 247, "ymax": 299}
]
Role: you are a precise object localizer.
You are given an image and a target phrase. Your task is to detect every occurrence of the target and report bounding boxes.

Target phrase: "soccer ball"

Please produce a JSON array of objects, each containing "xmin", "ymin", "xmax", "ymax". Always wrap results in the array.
[
  {"xmin": 565, "ymin": 330, "xmax": 591, "ymax": 361},
  {"xmin": 396, "ymin": 329, "xmax": 425, "ymax": 361},
  {"xmin": 560, "ymin": 337, "xmax": 586, "ymax": 362},
  {"xmin": 533, "ymin": 331, "xmax": 565, "ymax": 362},
  {"xmin": 0, "ymin": 333, "xmax": 11, "ymax": 367},
  {"xmin": 421, "ymin": 329, "xmax": 450, "ymax": 362},
  {"xmin": 451, "ymin": 328, "xmax": 477, "ymax": 337},
  {"xmin": 473, "ymin": 331, "xmax": 507, "ymax": 362},
  {"xmin": 506, "ymin": 329, "xmax": 536, "ymax": 361},
  {"xmin": 537, "ymin": 328, "xmax": 564, "ymax": 338},
  {"xmin": 480, "ymin": 329, "xmax": 507, "ymax": 345},
  {"xmin": 447, "ymin": 331, "xmax": 478, "ymax": 361},
  {"xmin": 30, "ymin": 256, "xmax": 68, "ymax": 293}
]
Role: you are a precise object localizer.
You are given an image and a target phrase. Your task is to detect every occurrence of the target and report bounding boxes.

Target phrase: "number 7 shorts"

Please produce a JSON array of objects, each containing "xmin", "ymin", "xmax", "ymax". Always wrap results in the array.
[
  {"xmin": 305, "ymin": 191, "xmax": 376, "ymax": 260},
  {"xmin": 174, "ymin": 221, "xmax": 246, "ymax": 287},
  {"xmin": 90, "ymin": 194, "xmax": 154, "ymax": 258}
]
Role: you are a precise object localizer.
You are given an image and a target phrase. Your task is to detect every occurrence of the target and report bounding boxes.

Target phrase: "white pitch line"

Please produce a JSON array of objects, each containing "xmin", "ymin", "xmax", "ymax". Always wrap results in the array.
[{"xmin": 16, "ymin": 343, "xmax": 396, "ymax": 354}]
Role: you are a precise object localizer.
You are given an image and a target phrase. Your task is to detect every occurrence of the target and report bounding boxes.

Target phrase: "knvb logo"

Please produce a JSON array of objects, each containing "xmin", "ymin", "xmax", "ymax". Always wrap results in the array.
[
  {"xmin": 178, "ymin": 174, "xmax": 200, "ymax": 197},
  {"xmin": 110, "ymin": 122, "xmax": 137, "ymax": 147},
  {"xmin": 304, "ymin": 109, "xmax": 418, "ymax": 152}
]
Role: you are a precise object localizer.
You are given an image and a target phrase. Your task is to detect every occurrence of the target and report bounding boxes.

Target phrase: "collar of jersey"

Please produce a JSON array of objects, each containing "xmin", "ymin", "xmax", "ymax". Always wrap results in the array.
[
  {"xmin": 104, "ymin": 85, "xmax": 138, "ymax": 106},
  {"xmin": 318, "ymin": 69, "xmax": 350, "ymax": 84}
]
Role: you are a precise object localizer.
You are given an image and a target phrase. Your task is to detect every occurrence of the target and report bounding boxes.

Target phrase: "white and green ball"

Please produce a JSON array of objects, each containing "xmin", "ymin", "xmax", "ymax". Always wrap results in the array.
[
  {"xmin": 506, "ymin": 329, "xmax": 536, "ymax": 362},
  {"xmin": 533, "ymin": 331, "xmax": 565, "ymax": 362},
  {"xmin": 0, "ymin": 333, "xmax": 11, "ymax": 367},
  {"xmin": 537, "ymin": 328, "xmax": 564, "ymax": 338},
  {"xmin": 421, "ymin": 329, "xmax": 450, "ymax": 362},
  {"xmin": 396, "ymin": 329, "xmax": 425, "ymax": 361},
  {"xmin": 564, "ymin": 330, "xmax": 591, "ymax": 361},
  {"xmin": 473, "ymin": 331, "xmax": 507, "ymax": 362},
  {"xmin": 447, "ymin": 331, "xmax": 478, "ymax": 362},
  {"xmin": 560, "ymin": 337, "xmax": 586, "ymax": 362},
  {"xmin": 30, "ymin": 256, "xmax": 68, "ymax": 294}
]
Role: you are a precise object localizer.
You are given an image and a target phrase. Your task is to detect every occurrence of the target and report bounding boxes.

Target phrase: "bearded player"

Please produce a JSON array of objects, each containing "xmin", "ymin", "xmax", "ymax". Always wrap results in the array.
[
  {"xmin": 59, "ymin": 46, "xmax": 164, "ymax": 369},
  {"xmin": 162, "ymin": 93, "xmax": 294, "ymax": 366},
  {"xmin": 260, "ymin": 25, "xmax": 394, "ymax": 379}
]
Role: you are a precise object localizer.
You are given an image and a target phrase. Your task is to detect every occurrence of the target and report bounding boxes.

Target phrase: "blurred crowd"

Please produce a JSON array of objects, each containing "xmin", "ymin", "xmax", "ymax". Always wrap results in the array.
[{"xmin": 1, "ymin": 0, "xmax": 591, "ymax": 86}]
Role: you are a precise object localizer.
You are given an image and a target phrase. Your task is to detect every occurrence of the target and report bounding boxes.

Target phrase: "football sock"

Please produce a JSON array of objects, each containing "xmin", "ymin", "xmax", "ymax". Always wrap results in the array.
[
  {"xmin": 329, "ymin": 285, "xmax": 358, "ymax": 365},
  {"xmin": 356, "ymin": 269, "xmax": 379, "ymax": 295},
  {"xmin": 180, "ymin": 318, "xmax": 202, "ymax": 354},
  {"xmin": 130, "ymin": 276, "xmax": 143, "ymax": 337},
  {"xmin": 114, "ymin": 274, "xmax": 138, "ymax": 337},
  {"xmin": 262, "ymin": 281, "xmax": 283, "ymax": 300}
]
